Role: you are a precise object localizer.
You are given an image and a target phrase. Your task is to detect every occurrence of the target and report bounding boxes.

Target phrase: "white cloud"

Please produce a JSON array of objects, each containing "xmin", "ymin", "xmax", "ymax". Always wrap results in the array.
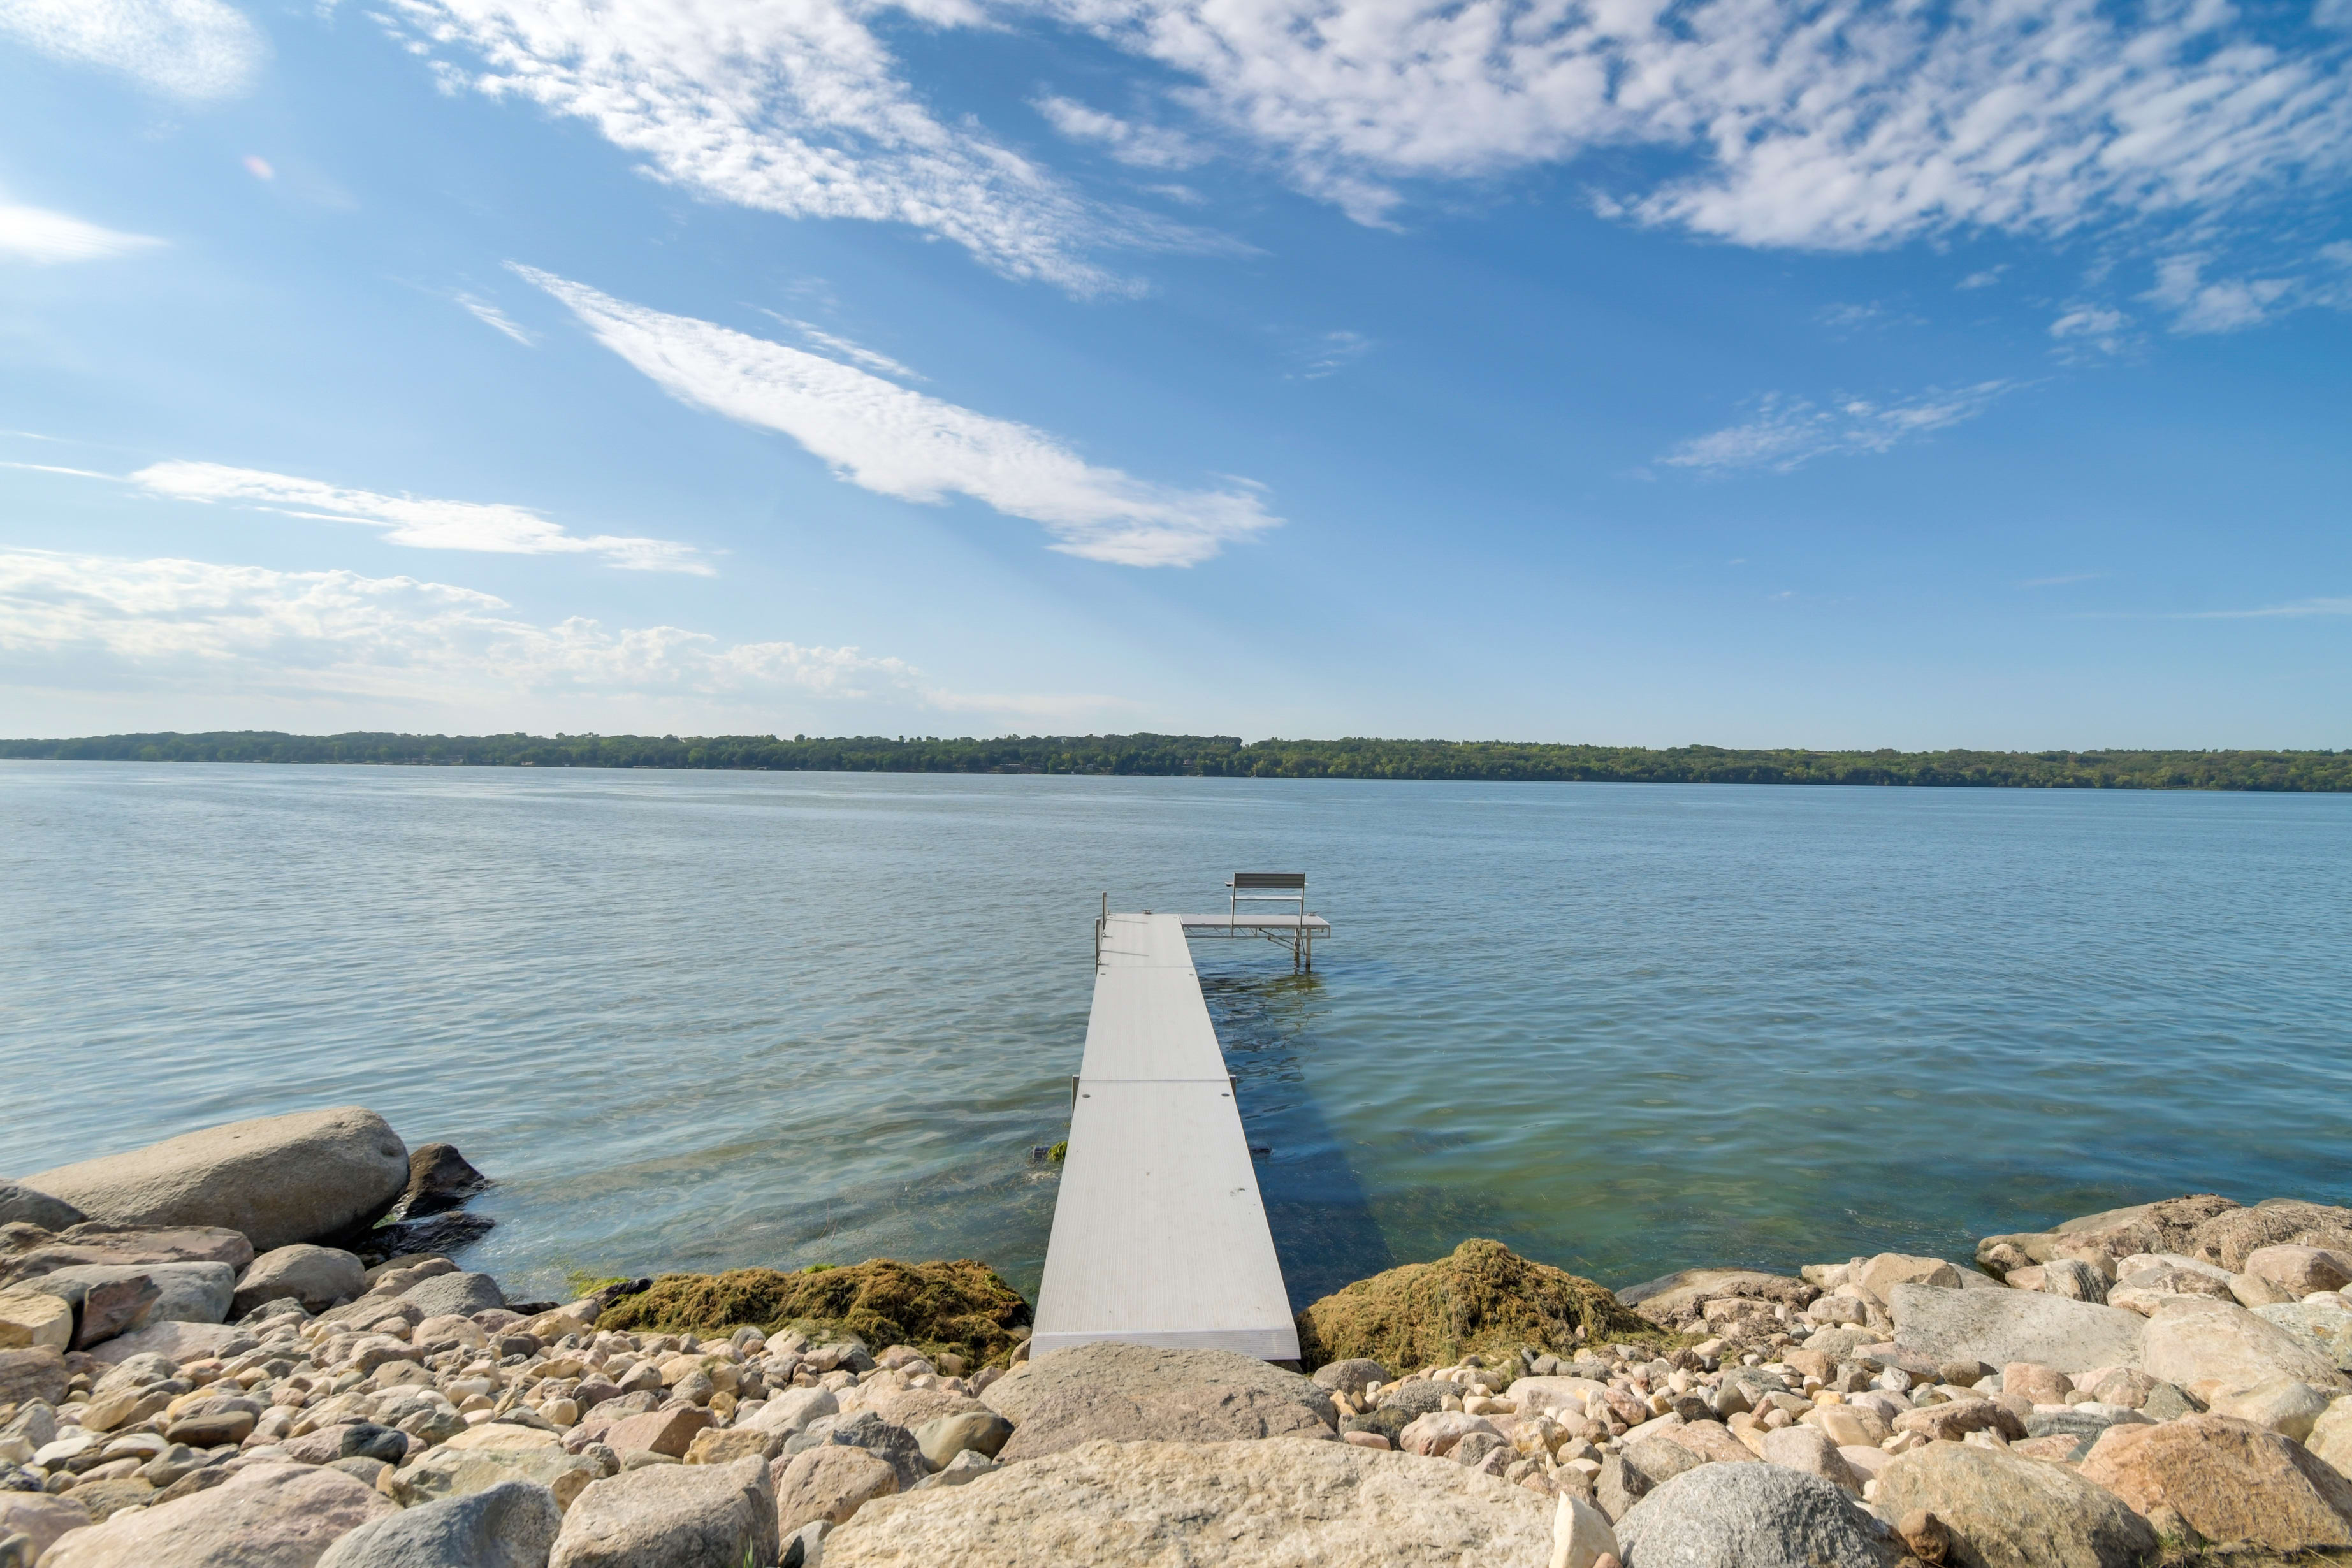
[
  {"xmin": 456, "ymin": 293, "xmax": 533, "ymax": 344},
  {"xmin": 0, "ymin": 548, "xmax": 1139, "ymax": 727},
  {"xmin": 383, "ymin": 0, "xmax": 1195, "ymax": 293},
  {"xmin": 1662, "ymin": 381, "xmax": 2012, "ymax": 472},
  {"xmin": 519, "ymin": 265, "xmax": 1279, "ymax": 567},
  {"xmin": 1958, "ymin": 268, "xmax": 2007, "ymax": 291},
  {"xmin": 0, "ymin": 548, "xmax": 908, "ymax": 704},
  {"xmin": 1034, "ymin": 95, "xmax": 1205, "ymax": 169},
  {"xmin": 2145, "ymin": 253, "xmax": 2299, "ymax": 333},
  {"xmin": 1291, "ymin": 329, "xmax": 1371, "ymax": 379},
  {"xmin": 1042, "ymin": 0, "xmax": 2352, "ymax": 252},
  {"xmin": 129, "ymin": 461, "xmax": 711, "ymax": 574},
  {"xmin": 760, "ymin": 315, "xmax": 924, "ymax": 382},
  {"xmin": 0, "ymin": 0, "xmax": 265, "ymax": 99},
  {"xmin": 2183, "ymin": 595, "xmax": 2352, "ymax": 618},
  {"xmin": 0, "ymin": 203, "xmax": 162, "ymax": 264}
]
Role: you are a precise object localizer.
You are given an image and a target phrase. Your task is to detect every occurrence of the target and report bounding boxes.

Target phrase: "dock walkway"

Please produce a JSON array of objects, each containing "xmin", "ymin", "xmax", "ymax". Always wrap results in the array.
[{"xmin": 1029, "ymin": 911, "xmax": 1302, "ymax": 1360}]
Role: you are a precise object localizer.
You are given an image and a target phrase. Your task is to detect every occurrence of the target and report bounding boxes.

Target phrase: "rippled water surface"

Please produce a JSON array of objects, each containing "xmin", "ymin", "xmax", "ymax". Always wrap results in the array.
[{"xmin": 4, "ymin": 763, "xmax": 2349, "ymax": 1306}]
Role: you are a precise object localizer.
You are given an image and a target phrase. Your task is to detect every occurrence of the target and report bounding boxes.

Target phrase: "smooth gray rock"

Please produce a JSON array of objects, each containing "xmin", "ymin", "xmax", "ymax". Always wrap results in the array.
[
  {"xmin": 1597, "ymin": 1431, "xmax": 1705, "ymax": 1522},
  {"xmin": 1616, "ymin": 1462, "xmax": 1897, "ymax": 1568},
  {"xmin": 823, "ymin": 1413, "xmax": 926, "ymax": 1492},
  {"xmin": 35, "ymin": 1263, "xmax": 236, "ymax": 1327},
  {"xmin": 25, "ymin": 1108, "xmax": 409, "ymax": 1253},
  {"xmin": 318, "ymin": 1478, "xmax": 561, "ymax": 1568},
  {"xmin": 232, "ymin": 1245, "xmax": 368, "ymax": 1318},
  {"xmin": 1374, "ymin": 1379, "xmax": 1453, "ymax": 1418},
  {"xmin": 987, "ymin": 1342, "xmax": 1337, "ymax": 1462},
  {"xmin": 1889, "ymin": 1282, "xmax": 2145, "ymax": 1374},
  {"xmin": 1310, "ymin": 1358, "xmax": 1388, "ymax": 1397},
  {"xmin": 0, "ymin": 1187, "xmax": 83, "ymax": 1233},
  {"xmin": 400, "ymin": 1272, "xmax": 505, "ymax": 1319}
]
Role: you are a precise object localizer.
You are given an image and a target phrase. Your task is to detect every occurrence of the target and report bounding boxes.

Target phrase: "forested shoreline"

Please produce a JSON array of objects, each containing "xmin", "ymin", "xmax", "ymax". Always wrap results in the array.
[{"xmin": 3, "ymin": 731, "xmax": 2346, "ymax": 790}]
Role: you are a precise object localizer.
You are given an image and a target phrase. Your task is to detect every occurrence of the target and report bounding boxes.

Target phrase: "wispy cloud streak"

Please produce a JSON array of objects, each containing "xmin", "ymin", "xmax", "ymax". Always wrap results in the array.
[
  {"xmin": 519, "ymin": 265, "xmax": 1279, "ymax": 567},
  {"xmin": 0, "ymin": 0, "xmax": 265, "ymax": 99},
  {"xmin": 1662, "ymin": 382, "xmax": 2013, "ymax": 472},
  {"xmin": 130, "ymin": 461, "xmax": 710, "ymax": 573},
  {"xmin": 0, "ymin": 203, "xmax": 161, "ymax": 263}
]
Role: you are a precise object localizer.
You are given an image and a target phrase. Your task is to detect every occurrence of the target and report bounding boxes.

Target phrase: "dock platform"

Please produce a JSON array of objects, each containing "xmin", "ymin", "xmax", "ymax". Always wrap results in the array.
[{"xmin": 1029, "ymin": 911, "xmax": 1306, "ymax": 1361}]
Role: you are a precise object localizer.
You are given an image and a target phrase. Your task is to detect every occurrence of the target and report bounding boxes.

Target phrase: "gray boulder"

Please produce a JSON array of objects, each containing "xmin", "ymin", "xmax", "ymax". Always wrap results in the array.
[
  {"xmin": 317, "ymin": 1479, "xmax": 561, "ymax": 1568},
  {"xmin": 550, "ymin": 1456, "xmax": 777, "ymax": 1568},
  {"xmin": 1615, "ymin": 1462, "xmax": 1898, "ymax": 1568},
  {"xmin": 400, "ymin": 1272, "xmax": 506, "ymax": 1319},
  {"xmin": 0, "ymin": 1187, "xmax": 83, "ymax": 1233},
  {"xmin": 24, "ymin": 1109, "xmax": 409, "ymax": 1252},
  {"xmin": 1598, "ymin": 1431, "xmax": 1705, "ymax": 1521},
  {"xmin": 1889, "ymin": 1282, "xmax": 2145, "ymax": 1374},
  {"xmin": 987, "ymin": 1342, "xmax": 1337, "ymax": 1462},
  {"xmin": 1873, "ymin": 1439, "xmax": 2158, "ymax": 1568},
  {"xmin": 1310, "ymin": 1358, "xmax": 1388, "ymax": 1397},
  {"xmin": 233, "ymin": 1246, "xmax": 368, "ymax": 1318},
  {"xmin": 1374, "ymin": 1379, "xmax": 1453, "ymax": 1419},
  {"xmin": 35, "ymin": 1263, "xmax": 235, "ymax": 1328}
]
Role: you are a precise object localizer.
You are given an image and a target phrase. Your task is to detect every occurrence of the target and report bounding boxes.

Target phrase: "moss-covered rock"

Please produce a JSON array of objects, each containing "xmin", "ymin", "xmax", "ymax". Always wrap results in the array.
[
  {"xmin": 595, "ymin": 1259, "xmax": 1032, "ymax": 1365},
  {"xmin": 1295, "ymin": 1238, "xmax": 1663, "ymax": 1374}
]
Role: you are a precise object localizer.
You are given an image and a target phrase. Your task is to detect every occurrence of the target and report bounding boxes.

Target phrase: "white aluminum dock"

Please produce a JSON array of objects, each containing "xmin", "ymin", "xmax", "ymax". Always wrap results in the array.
[{"xmin": 1029, "ymin": 910, "xmax": 1317, "ymax": 1361}]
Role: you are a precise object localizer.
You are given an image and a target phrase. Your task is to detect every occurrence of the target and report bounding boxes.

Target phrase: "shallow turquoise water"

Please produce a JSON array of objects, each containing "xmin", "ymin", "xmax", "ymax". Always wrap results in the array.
[{"xmin": 3, "ymin": 763, "xmax": 2348, "ymax": 1307}]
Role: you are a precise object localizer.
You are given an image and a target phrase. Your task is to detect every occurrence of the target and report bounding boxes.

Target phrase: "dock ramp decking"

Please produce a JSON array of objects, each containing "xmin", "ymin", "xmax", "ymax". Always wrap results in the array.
[{"xmin": 1029, "ymin": 911, "xmax": 1306, "ymax": 1361}]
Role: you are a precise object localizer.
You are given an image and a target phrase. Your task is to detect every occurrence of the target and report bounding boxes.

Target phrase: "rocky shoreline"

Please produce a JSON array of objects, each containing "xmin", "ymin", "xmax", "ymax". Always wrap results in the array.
[{"xmin": 4, "ymin": 1109, "xmax": 2351, "ymax": 1567}]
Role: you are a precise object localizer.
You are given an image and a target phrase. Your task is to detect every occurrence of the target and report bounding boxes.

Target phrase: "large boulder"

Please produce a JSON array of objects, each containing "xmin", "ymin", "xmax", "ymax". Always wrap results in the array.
[
  {"xmin": 2137, "ymin": 1295, "xmax": 2350, "ymax": 1393},
  {"xmin": 1978, "ymin": 1196, "xmax": 2242, "ymax": 1277},
  {"xmin": 989, "ymin": 1341, "xmax": 1335, "ymax": 1462},
  {"xmin": 37, "ymin": 1263, "xmax": 235, "ymax": 1328},
  {"xmin": 0, "ymin": 1224, "xmax": 254, "ymax": 1289},
  {"xmin": 1598, "ymin": 1431, "xmax": 1707, "ymax": 1521},
  {"xmin": 1852, "ymin": 1254, "xmax": 1963, "ymax": 1303},
  {"xmin": 85, "ymin": 1320, "xmax": 242, "ymax": 1364},
  {"xmin": 1888, "ymin": 1282, "xmax": 2145, "ymax": 1373},
  {"xmin": 2256, "ymin": 1300, "xmax": 2352, "ymax": 1372},
  {"xmin": 1296, "ymin": 1239, "xmax": 1655, "ymax": 1368},
  {"xmin": 549, "ymin": 1456, "xmax": 778, "ymax": 1568},
  {"xmin": 2243, "ymin": 1245, "xmax": 2352, "ymax": 1297},
  {"xmin": 24, "ymin": 1110, "xmax": 409, "ymax": 1253},
  {"xmin": 0, "ymin": 1495, "xmax": 91, "ymax": 1563},
  {"xmin": 0, "ymin": 1186, "xmax": 83, "ymax": 1231},
  {"xmin": 235, "ymin": 1247, "xmax": 368, "ymax": 1318},
  {"xmin": 2187, "ymin": 1200, "xmax": 2352, "ymax": 1272},
  {"xmin": 0, "ymin": 1348, "xmax": 68, "ymax": 1407},
  {"xmin": 2309, "ymin": 1397, "xmax": 2352, "ymax": 1476},
  {"xmin": 2080, "ymin": 1413, "xmax": 2352, "ymax": 1552},
  {"xmin": 1620, "ymin": 1268, "xmax": 1811, "ymax": 1325},
  {"xmin": 820, "ymin": 1437, "xmax": 1552, "ymax": 1565},
  {"xmin": 317, "ymin": 1479, "xmax": 562, "ymax": 1568},
  {"xmin": 1873, "ymin": 1439, "xmax": 2158, "ymax": 1568},
  {"xmin": 0, "ymin": 1289, "xmax": 71, "ymax": 1351},
  {"xmin": 1613, "ymin": 1460, "xmax": 1897, "ymax": 1568},
  {"xmin": 771, "ymin": 1445, "xmax": 897, "ymax": 1535},
  {"xmin": 43, "ymin": 1460, "xmax": 393, "ymax": 1568}
]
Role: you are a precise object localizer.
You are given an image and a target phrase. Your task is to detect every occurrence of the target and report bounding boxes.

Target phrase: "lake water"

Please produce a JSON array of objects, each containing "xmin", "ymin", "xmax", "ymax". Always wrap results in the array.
[{"xmin": 4, "ymin": 763, "xmax": 2348, "ymax": 1309}]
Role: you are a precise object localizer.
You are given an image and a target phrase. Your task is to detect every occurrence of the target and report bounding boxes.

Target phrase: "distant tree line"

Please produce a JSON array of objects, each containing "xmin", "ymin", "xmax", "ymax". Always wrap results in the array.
[{"xmin": 2, "ymin": 730, "xmax": 2346, "ymax": 790}]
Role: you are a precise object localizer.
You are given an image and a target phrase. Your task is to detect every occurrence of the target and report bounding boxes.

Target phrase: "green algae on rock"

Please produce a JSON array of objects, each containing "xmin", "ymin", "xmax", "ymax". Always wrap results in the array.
[
  {"xmin": 595, "ymin": 1259, "xmax": 1032, "ymax": 1364},
  {"xmin": 1294, "ymin": 1238, "xmax": 1663, "ymax": 1374}
]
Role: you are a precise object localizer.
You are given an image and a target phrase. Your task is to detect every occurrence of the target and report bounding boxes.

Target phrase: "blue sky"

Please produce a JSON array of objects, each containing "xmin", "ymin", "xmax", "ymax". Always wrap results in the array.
[{"xmin": 2, "ymin": 0, "xmax": 2348, "ymax": 746}]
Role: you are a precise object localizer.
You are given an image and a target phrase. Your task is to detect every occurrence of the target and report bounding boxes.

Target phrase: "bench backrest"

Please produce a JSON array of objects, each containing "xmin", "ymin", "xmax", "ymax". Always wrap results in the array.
[{"xmin": 1230, "ymin": 872, "xmax": 1305, "ymax": 890}]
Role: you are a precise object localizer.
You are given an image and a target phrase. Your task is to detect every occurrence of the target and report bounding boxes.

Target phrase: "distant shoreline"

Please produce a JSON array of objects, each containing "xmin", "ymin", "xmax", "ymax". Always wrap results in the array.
[{"xmin": 4, "ymin": 732, "xmax": 2349, "ymax": 791}]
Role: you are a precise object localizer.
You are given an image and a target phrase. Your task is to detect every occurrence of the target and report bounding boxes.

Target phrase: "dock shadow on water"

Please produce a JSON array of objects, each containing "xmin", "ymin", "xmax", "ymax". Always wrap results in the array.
[{"xmin": 1200, "ymin": 962, "xmax": 1398, "ymax": 1310}]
